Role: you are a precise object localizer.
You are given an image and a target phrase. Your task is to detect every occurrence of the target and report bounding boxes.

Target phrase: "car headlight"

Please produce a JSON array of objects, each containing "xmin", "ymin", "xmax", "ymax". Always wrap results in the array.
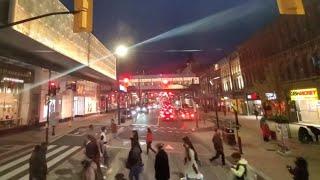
[
  {"xmin": 136, "ymin": 107, "xmax": 141, "ymax": 111},
  {"xmin": 131, "ymin": 110, "xmax": 137, "ymax": 115},
  {"xmin": 142, "ymin": 107, "xmax": 147, "ymax": 111}
]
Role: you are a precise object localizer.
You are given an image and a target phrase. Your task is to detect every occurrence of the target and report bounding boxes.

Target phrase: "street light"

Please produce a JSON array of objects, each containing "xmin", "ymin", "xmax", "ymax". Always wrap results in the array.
[
  {"xmin": 115, "ymin": 45, "xmax": 128, "ymax": 57},
  {"xmin": 115, "ymin": 45, "xmax": 129, "ymax": 125}
]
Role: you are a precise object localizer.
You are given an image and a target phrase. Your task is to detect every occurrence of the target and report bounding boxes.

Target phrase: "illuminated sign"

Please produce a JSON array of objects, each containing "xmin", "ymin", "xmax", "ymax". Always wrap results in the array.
[
  {"xmin": 119, "ymin": 85, "xmax": 127, "ymax": 92},
  {"xmin": 290, "ymin": 88, "xmax": 318, "ymax": 100},
  {"xmin": 265, "ymin": 92, "xmax": 277, "ymax": 100},
  {"xmin": 247, "ymin": 92, "xmax": 259, "ymax": 100}
]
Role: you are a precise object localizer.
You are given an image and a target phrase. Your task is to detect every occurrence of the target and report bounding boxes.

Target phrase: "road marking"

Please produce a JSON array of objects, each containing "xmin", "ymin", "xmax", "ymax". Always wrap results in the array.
[
  {"xmin": 21, "ymin": 146, "xmax": 81, "ymax": 180},
  {"xmin": 0, "ymin": 145, "xmax": 56, "ymax": 172},
  {"xmin": 1, "ymin": 145, "xmax": 69, "ymax": 179}
]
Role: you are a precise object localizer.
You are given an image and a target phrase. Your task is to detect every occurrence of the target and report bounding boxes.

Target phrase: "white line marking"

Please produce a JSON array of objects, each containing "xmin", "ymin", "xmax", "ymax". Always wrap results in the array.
[
  {"xmin": 1, "ymin": 146, "xmax": 68, "ymax": 179},
  {"xmin": 21, "ymin": 146, "xmax": 81, "ymax": 180},
  {"xmin": 0, "ymin": 145, "xmax": 56, "ymax": 172}
]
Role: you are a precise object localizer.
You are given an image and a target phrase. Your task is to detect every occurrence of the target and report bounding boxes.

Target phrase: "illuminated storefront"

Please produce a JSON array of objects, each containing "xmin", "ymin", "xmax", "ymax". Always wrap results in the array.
[
  {"xmin": 74, "ymin": 81, "xmax": 99, "ymax": 116},
  {"xmin": 290, "ymin": 88, "xmax": 320, "ymax": 123},
  {"xmin": 0, "ymin": 62, "xmax": 34, "ymax": 128}
]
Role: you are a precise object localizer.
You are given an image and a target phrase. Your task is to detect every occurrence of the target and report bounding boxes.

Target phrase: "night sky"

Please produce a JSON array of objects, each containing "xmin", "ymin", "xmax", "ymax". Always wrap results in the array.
[{"xmin": 61, "ymin": 0, "xmax": 279, "ymax": 74}]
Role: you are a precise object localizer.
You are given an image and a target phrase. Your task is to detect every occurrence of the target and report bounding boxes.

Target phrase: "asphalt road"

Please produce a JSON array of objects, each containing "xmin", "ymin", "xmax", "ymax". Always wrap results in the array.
[{"xmin": 0, "ymin": 109, "xmax": 231, "ymax": 180}]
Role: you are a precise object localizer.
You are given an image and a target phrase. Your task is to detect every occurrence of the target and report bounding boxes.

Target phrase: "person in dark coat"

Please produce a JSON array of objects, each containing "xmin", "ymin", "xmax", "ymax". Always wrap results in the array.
[
  {"xmin": 287, "ymin": 157, "xmax": 309, "ymax": 180},
  {"xmin": 154, "ymin": 143, "xmax": 170, "ymax": 180},
  {"xmin": 29, "ymin": 144, "xmax": 47, "ymax": 180},
  {"xmin": 85, "ymin": 135, "xmax": 102, "ymax": 179},
  {"xmin": 126, "ymin": 138, "xmax": 143, "ymax": 180},
  {"xmin": 209, "ymin": 127, "xmax": 225, "ymax": 165}
]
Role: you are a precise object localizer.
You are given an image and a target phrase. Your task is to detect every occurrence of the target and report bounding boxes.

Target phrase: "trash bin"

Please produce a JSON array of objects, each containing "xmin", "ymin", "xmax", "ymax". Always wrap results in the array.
[{"xmin": 223, "ymin": 128, "xmax": 236, "ymax": 146}]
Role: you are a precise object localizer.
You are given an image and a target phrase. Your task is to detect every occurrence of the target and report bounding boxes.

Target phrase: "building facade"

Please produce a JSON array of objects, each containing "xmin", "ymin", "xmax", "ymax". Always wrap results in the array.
[
  {"xmin": 0, "ymin": 0, "xmax": 116, "ymax": 131},
  {"xmin": 238, "ymin": 0, "xmax": 320, "ymax": 121}
]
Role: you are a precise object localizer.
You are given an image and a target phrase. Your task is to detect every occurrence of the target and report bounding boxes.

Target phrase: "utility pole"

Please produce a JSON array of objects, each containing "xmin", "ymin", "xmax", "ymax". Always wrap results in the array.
[{"xmin": 45, "ymin": 70, "xmax": 52, "ymax": 144}]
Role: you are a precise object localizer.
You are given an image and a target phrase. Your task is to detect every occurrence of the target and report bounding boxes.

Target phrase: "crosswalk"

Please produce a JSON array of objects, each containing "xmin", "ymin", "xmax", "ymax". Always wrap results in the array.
[{"xmin": 0, "ymin": 144, "xmax": 81, "ymax": 180}]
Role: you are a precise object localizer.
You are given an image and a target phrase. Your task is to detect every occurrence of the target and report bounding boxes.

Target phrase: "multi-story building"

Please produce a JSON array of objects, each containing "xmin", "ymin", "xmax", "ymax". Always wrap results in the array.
[
  {"xmin": 238, "ymin": 0, "xmax": 320, "ymax": 121},
  {"xmin": 0, "ymin": 0, "xmax": 116, "ymax": 131}
]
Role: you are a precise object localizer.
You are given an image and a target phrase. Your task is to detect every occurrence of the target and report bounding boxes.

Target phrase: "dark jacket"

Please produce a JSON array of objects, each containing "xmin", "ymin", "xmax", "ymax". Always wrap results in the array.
[
  {"xmin": 29, "ymin": 149, "xmax": 47, "ymax": 180},
  {"xmin": 126, "ymin": 146, "xmax": 142, "ymax": 169},
  {"xmin": 155, "ymin": 149, "xmax": 170, "ymax": 180},
  {"xmin": 289, "ymin": 167, "xmax": 309, "ymax": 180},
  {"xmin": 85, "ymin": 141, "xmax": 100, "ymax": 160},
  {"xmin": 212, "ymin": 133, "xmax": 223, "ymax": 152}
]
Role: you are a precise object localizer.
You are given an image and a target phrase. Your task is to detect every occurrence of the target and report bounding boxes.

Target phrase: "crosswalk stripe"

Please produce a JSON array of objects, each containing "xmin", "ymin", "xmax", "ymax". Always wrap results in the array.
[
  {"xmin": 1, "ymin": 145, "xmax": 68, "ymax": 179},
  {"xmin": 0, "ymin": 145, "xmax": 57, "ymax": 173},
  {"xmin": 21, "ymin": 146, "xmax": 81, "ymax": 180}
]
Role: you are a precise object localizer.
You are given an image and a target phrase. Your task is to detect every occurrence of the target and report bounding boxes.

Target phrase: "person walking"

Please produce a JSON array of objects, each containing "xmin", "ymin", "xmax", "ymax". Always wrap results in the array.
[
  {"xmin": 260, "ymin": 116, "xmax": 271, "ymax": 142},
  {"xmin": 111, "ymin": 119, "xmax": 118, "ymax": 140},
  {"xmin": 81, "ymin": 158, "xmax": 97, "ymax": 180},
  {"xmin": 29, "ymin": 144, "xmax": 47, "ymax": 180},
  {"xmin": 287, "ymin": 157, "xmax": 309, "ymax": 180},
  {"xmin": 209, "ymin": 127, "xmax": 225, "ymax": 165},
  {"xmin": 230, "ymin": 152, "xmax": 248, "ymax": 180},
  {"xmin": 85, "ymin": 135, "xmax": 102, "ymax": 179},
  {"xmin": 182, "ymin": 136, "xmax": 203, "ymax": 180},
  {"xmin": 146, "ymin": 128, "xmax": 156, "ymax": 154},
  {"xmin": 99, "ymin": 126, "xmax": 109, "ymax": 167},
  {"xmin": 126, "ymin": 137, "xmax": 143, "ymax": 180},
  {"xmin": 154, "ymin": 143, "xmax": 170, "ymax": 180}
]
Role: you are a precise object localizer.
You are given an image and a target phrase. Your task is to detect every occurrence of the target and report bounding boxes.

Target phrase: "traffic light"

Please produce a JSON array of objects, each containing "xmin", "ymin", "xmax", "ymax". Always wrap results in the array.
[
  {"xmin": 277, "ymin": 0, "xmax": 305, "ymax": 15},
  {"xmin": 49, "ymin": 82, "xmax": 57, "ymax": 96},
  {"xmin": 74, "ymin": 0, "xmax": 93, "ymax": 32}
]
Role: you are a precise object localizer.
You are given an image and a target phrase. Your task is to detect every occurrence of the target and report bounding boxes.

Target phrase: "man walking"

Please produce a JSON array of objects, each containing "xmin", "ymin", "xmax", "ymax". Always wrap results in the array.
[
  {"xmin": 111, "ymin": 119, "xmax": 118, "ymax": 140},
  {"xmin": 154, "ymin": 143, "xmax": 170, "ymax": 180},
  {"xmin": 209, "ymin": 127, "xmax": 225, "ymax": 165}
]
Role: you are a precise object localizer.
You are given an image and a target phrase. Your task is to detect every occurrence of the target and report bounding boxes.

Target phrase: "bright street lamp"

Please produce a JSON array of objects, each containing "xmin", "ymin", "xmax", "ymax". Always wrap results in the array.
[{"xmin": 115, "ymin": 45, "xmax": 128, "ymax": 57}]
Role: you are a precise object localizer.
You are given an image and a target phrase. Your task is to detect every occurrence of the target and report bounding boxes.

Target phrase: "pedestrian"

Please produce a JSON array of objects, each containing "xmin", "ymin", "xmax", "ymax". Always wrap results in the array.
[
  {"xmin": 287, "ymin": 157, "xmax": 309, "ymax": 180},
  {"xmin": 126, "ymin": 137, "xmax": 143, "ymax": 180},
  {"xmin": 81, "ymin": 158, "xmax": 97, "ymax": 180},
  {"xmin": 100, "ymin": 126, "xmax": 109, "ymax": 167},
  {"xmin": 146, "ymin": 128, "xmax": 156, "ymax": 154},
  {"xmin": 85, "ymin": 135, "xmax": 102, "ymax": 179},
  {"xmin": 209, "ymin": 127, "xmax": 225, "ymax": 165},
  {"xmin": 111, "ymin": 119, "xmax": 118, "ymax": 140},
  {"xmin": 230, "ymin": 152, "xmax": 248, "ymax": 180},
  {"xmin": 182, "ymin": 136, "xmax": 203, "ymax": 180},
  {"xmin": 154, "ymin": 143, "xmax": 170, "ymax": 180},
  {"xmin": 260, "ymin": 116, "xmax": 271, "ymax": 142},
  {"xmin": 254, "ymin": 109, "xmax": 259, "ymax": 120},
  {"xmin": 29, "ymin": 144, "xmax": 47, "ymax": 180},
  {"xmin": 88, "ymin": 124, "xmax": 96, "ymax": 137}
]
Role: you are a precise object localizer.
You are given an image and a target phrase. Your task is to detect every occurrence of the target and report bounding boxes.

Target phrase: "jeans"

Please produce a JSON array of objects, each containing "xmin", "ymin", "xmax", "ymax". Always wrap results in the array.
[{"xmin": 129, "ymin": 165, "xmax": 142, "ymax": 180}]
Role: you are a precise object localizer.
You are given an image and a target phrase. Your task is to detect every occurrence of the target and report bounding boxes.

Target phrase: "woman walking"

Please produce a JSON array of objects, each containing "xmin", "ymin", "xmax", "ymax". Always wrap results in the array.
[
  {"xmin": 182, "ymin": 136, "xmax": 203, "ymax": 180},
  {"xmin": 126, "ymin": 137, "xmax": 143, "ymax": 180},
  {"xmin": 146, "ymin": 128, "xmax": 156, "ymax": 154}
]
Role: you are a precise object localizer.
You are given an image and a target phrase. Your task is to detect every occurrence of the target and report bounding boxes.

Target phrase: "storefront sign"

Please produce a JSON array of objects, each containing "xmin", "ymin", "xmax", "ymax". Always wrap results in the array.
[
  {"xmin": 265, "ymin": 92, "xmax": 277, "ymax": 100},
  {"xmin": 290, "ymin": 88, "xmax": 318, "ymax": 100},
  {"xmin": 247, "ymin": 92, "xmax": 259, "ymax": 100},
  {"xmin": 0, "ymin": 63, "xmax": 34, "ymax": 83}
]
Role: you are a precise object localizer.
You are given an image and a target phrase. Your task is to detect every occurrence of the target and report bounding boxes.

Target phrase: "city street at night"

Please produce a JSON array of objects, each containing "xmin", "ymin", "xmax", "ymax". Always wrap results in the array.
[{"xmin": 1, "ymin": 0, "xmax": 320, "ymax": 180}]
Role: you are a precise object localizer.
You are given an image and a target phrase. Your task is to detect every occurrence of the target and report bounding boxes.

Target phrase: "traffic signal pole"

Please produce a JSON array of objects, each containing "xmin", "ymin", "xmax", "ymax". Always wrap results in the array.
[{"xmin": 45, "ymin": 70, "xmax": 52, "ymax": 144}]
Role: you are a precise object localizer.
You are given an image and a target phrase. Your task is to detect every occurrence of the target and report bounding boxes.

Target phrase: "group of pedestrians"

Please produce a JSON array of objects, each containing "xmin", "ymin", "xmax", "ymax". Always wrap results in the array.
[{"xmin": 82, "ymin": 119, "xmax": 118, "ymax": 180}]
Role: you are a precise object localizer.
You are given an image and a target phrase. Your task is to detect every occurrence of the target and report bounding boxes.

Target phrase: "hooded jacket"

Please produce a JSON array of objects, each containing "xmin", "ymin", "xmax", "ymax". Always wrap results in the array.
[{"xmin": 231, "ymin": 158, "xmax": 248, "ymax": 180}]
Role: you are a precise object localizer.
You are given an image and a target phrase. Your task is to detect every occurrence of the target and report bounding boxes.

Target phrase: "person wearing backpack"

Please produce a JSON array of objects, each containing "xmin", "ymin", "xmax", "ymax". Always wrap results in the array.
[{"xmin": 230, "ymin": 152, "xmax": 248, "ymax": 180}]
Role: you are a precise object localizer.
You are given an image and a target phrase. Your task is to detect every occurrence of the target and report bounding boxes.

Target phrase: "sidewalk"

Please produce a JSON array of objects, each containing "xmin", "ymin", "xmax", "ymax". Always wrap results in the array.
[{"xmin": 195, "ymin": 111, "xmax": 320, "ymax": 180}]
